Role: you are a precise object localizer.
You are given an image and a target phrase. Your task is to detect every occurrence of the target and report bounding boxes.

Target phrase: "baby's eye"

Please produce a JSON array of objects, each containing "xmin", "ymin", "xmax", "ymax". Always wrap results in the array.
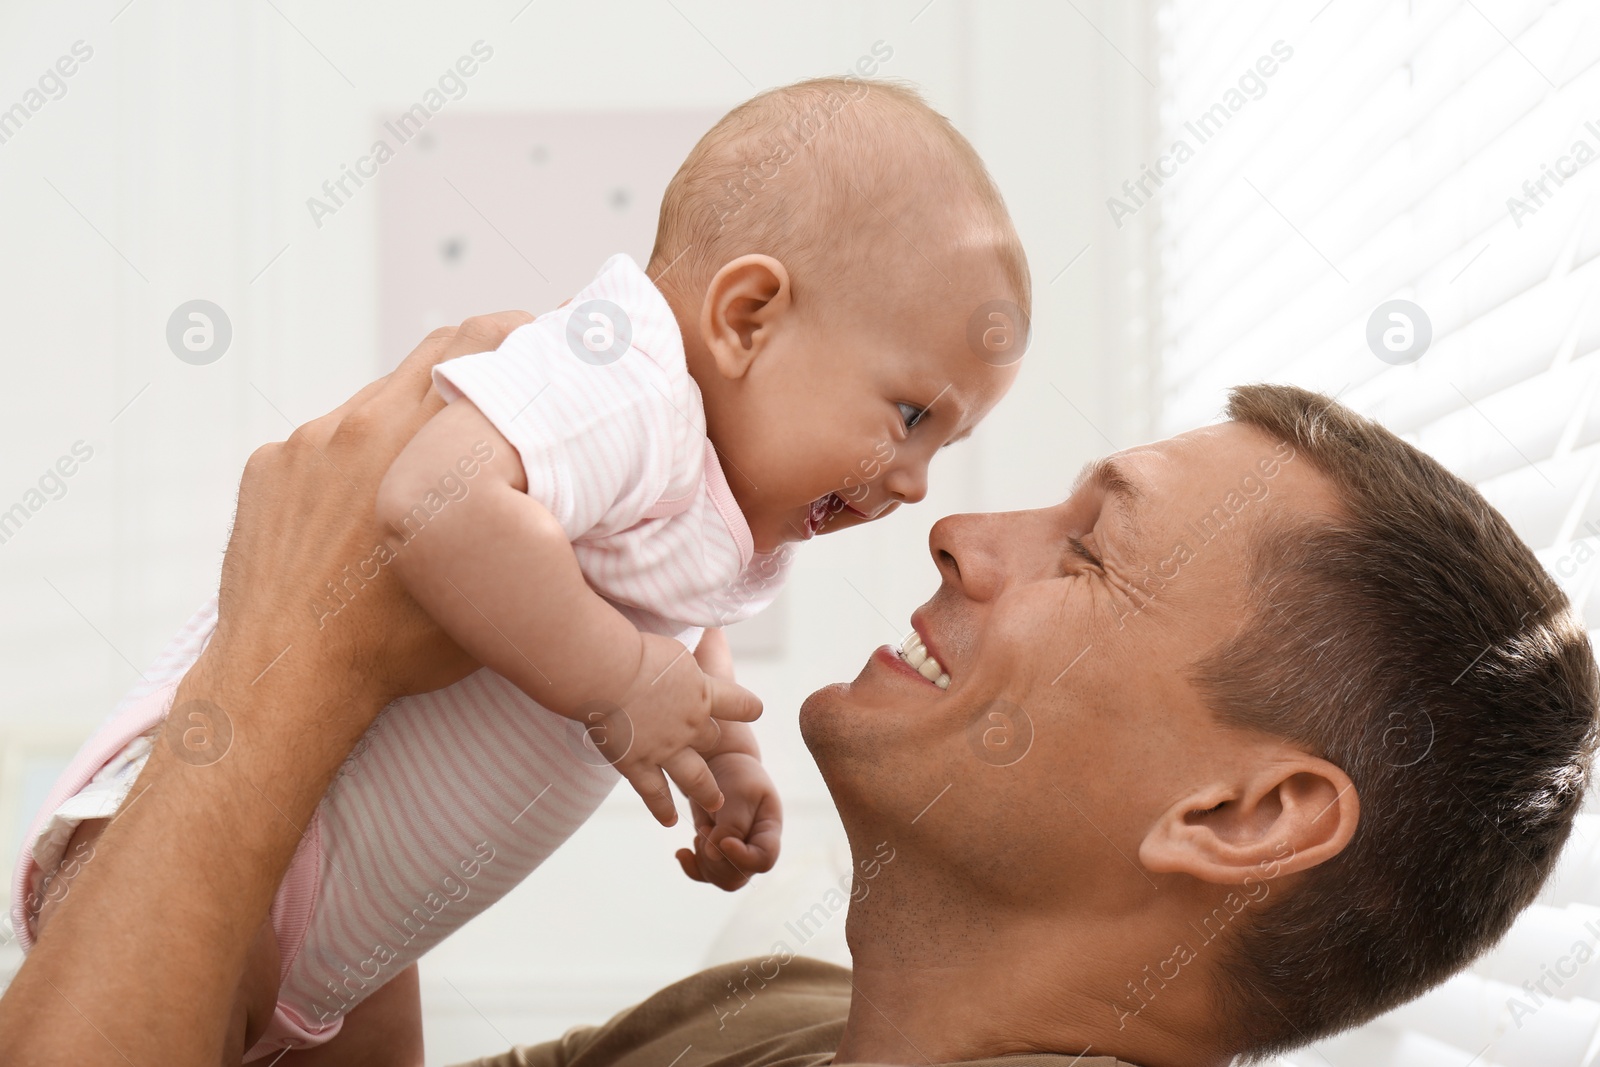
[{"xmin": 897, "ymin": 402, "xmax": 927, "ymax": 429}]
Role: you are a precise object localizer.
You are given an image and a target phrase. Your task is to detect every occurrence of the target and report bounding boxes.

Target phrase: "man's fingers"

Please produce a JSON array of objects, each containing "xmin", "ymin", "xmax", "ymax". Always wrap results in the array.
[
  {"xmin": 325, "ymin": 373, "xmax": 392, "ymax": 428},
  {"xmin": 295, "ymin": 310, "xmax": 533, "ymax": 459},
  {"xmin": 385, "ymin": 311, "xmax": 533, "ymax": 404},
  {"xmin": 625, "ymin": 766, "xmax": 678, "ymax": 827},
  {"xmin": 283, "ymin": 373, "xmax": 392, "ymax": 454},
  {"xmin": 245, "ymin": 312, "xmax": 533, "ymax": 470},
  {"xmin": 663, "ymin": 750, "xmax": 723, "ymax": 814},
  {"xmin": 706, "ymin": 677, "xmax": 763, "ymax": 724}
]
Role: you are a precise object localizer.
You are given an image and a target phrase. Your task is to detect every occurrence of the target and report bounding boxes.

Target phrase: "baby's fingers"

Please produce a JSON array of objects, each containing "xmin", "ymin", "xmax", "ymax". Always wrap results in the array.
[
  {"xmin": 706, "ymin": 676, "xmax": 762, "ymax": 724},
  {"xmin": 709, "ymin": 829, "xmax": 777, "ymax": 877},
  {"xmin": 744, "ymin": 794, "xmax": 783, "ymax": 871},
  {"xmin": 663, "ymin": 750, "xmax": 723, "ymax": 815},
  {"xmin": 710, "ymin": 792, "xmax": 781, "ymax": 876},
  {"xmin": 693, "ymin": 830, "xmax": 754, "ymax": 892},
  {"xmin": 689, "ymin": 716, "xmax": 723, "ymax": 755},
  {"xmin": 676, "ymin": 847, "xmax": 709, "ymax": 884},
  {"xmin": 624, "ymin": 765, "xmax": 679, "ymax": 827}
]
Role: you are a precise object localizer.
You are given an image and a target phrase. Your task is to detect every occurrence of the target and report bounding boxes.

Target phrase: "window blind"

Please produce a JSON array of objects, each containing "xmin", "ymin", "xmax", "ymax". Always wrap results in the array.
[
  {"xmin": 1152, "ymin": 1, "xmax": 1600, "ymax": 1063},
  {"xmin": 1154, "ymin": 0, "xmax": 1600, "ymax": 666}
]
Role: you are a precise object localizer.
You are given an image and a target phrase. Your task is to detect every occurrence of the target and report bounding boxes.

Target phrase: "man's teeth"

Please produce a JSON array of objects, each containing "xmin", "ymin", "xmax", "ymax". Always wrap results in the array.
[{"xmin": 898, "ymin": 631, "xmax": 951, "ymax": 690}]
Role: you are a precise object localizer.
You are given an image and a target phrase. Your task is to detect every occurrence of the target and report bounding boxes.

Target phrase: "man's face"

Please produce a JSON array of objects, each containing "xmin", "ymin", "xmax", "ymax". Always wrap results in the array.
[{"xmin": 800, "ymin": 420, "xmax": 1337, "ymax": 911}]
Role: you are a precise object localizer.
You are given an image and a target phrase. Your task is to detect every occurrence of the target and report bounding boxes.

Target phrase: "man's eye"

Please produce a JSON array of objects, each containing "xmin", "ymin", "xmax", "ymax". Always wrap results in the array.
[
  {"xmin": 1067, "ymin": 535, "xmax": 1104, "ymax": 570},
  {"xmin": 897, "ymin": 402, "xmax": 927, "ymax": 429}
]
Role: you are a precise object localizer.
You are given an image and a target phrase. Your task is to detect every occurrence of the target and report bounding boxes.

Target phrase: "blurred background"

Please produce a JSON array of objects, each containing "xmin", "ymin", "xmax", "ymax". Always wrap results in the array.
[{"xmin": 0, "ymin": 1, "xmax": 1597, "ymax": 1065}]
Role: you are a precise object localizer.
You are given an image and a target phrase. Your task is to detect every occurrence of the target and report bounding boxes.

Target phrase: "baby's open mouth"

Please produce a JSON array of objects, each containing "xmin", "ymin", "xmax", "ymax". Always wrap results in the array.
[
  {"xmin": 803, "ymin": 493, "xmax": 851, "ymax": 537},
  {"xmin": 801, "ymin": 493, "xmax": 875, "ymax": 539}
]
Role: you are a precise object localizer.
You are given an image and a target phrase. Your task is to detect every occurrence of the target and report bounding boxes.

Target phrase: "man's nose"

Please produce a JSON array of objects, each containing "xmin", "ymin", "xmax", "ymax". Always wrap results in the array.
[
  {"xmin": 929, "ymin": 507, "xmax": 1062, "ymax": 598},
  {"xmin": 929, "ymin": 511, "xmax": 1017, "ymax": 601}
]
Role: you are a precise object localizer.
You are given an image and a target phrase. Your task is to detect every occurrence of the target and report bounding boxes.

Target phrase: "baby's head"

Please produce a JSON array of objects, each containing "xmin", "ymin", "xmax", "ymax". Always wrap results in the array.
[{"xmin": 648, "ymin": 77, "xmax": 1030, "ymax": 552}]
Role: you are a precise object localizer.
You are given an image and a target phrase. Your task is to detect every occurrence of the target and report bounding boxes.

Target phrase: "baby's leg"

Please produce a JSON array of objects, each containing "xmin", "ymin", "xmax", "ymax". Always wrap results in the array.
[
  {"xmin": 33, "ymin": 817, "xmax": 284, "ymax": 1062},
  {"xmin": 276, "ymin": 964, "xmax": 423, "ymax": 1067}
]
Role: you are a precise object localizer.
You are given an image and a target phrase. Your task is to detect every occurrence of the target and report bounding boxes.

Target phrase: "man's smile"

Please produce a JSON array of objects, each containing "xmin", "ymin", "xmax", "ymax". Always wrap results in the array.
[{"xmin": 874, "ymin": 614, "xmax": 952, "ymax": 690}]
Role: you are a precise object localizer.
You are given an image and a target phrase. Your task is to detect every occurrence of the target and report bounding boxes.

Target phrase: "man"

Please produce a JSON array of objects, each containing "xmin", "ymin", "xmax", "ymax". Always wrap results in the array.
[{"xmin": 2, "ymin": 315, "xmax": 1594, "ymax": 1067}]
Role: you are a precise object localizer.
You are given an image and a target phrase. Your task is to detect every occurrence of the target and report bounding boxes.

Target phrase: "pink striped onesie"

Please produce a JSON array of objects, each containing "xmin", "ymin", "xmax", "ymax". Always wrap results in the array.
[{"xmin": 10, "ymin": 254, "xmax": 793, "ymax": 1059}]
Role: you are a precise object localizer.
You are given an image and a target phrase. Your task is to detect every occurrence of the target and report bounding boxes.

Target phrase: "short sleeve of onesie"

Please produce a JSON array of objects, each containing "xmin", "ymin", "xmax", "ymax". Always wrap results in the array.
[{"xmin": 432, "ymin": 263, "xmax": 691, "ymax": 543}]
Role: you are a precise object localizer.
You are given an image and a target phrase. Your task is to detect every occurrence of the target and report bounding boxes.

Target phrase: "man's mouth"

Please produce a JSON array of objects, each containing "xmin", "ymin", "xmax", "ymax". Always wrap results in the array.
[{"xmin": 895, "ymin": 629, "xmax": 951, "ymax": 689}]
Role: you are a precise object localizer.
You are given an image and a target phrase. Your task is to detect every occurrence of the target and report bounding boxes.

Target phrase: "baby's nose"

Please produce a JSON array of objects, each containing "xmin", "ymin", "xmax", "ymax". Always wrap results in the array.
[{"xmin": 885, "ymin": 464, "xmax": 928, "ymax": 505}]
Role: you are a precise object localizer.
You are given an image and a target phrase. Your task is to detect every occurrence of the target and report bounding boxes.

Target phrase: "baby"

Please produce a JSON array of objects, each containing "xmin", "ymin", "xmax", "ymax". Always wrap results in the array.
[{"xmin": 12, "ymin": 77, "xmax": 1031, "ymax": 1061}]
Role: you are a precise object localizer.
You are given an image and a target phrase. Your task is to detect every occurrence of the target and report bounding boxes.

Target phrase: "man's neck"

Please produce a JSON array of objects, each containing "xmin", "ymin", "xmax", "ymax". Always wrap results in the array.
[
  {"xmin": 832, "ymin": 881, "xmax": 1233, "ymax": 1067},
  {"xmin": 836, "ymin": 950, "xmax": 1049, "ymax": 1064}
]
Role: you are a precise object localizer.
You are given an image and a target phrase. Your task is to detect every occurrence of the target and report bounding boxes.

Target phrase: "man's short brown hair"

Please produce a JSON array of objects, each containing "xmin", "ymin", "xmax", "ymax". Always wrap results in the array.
[{"xmin": 1198, "ymin": 384, "xmax": 1599, "ymax": 1057}]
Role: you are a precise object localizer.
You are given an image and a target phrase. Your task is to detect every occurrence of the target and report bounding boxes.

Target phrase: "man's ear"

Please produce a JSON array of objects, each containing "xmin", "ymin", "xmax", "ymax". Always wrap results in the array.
[
  {"xmin": 1137, "ymin": 750, "xmax": 1359, "ymax": 884},
  {"xmin": 698, "ymin": 254, "xmax": 792, "ymax": 381}
]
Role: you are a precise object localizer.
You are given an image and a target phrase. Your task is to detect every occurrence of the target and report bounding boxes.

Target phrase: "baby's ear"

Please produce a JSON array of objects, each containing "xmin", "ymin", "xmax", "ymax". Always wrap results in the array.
[{"xmin": 700, "ymin": 255, "xmax": 792, "ymax": 380}]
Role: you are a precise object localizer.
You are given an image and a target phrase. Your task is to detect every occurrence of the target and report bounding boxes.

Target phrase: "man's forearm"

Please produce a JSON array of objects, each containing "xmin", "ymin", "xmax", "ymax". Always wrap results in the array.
[
  {"xmin": 0, "ymin": 312, "xmax": 528, "ymax": 1066},
  {"xmin": 0, "ymin": 649, "xmax": 389, "ymax": 1065}
]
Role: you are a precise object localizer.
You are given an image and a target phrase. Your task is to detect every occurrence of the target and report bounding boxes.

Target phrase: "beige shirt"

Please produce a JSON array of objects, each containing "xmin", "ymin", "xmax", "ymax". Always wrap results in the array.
[{"xmin": 450, "ymin": 957, "xmax": 1144, "ymax": 1067}]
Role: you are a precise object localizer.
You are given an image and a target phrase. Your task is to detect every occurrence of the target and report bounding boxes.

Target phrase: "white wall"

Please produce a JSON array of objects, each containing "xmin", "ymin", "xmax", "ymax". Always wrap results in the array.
[{"xmin": 0, "ymin": 1, "xmax": 1154, "ymax": 1061}]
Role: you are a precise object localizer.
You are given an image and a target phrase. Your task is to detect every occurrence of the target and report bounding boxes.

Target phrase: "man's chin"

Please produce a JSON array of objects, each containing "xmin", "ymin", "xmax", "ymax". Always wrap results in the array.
[
  {"xmin": 798, "ymin": 658, "xmax": 942, "ymax": 770},
  {"xmin": 798, "ymin": 673, "xmax": 896, "ymax": 769},
  {"xmin": 798, "ymin": 678, "xmax": 907, "ymax": 828},
  {"xmin": 797, "ymin": 680, "xmax": 850, "ymax": 752}
]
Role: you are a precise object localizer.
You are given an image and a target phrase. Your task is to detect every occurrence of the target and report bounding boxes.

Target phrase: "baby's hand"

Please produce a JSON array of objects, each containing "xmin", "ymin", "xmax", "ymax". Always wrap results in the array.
[
  {"xmin": 675, "ymin": 752, "xmax": 783, "ymax": 891},
  {"xmin": 603, "ymin": 632, "xmax": 762, "ymax": 827}
]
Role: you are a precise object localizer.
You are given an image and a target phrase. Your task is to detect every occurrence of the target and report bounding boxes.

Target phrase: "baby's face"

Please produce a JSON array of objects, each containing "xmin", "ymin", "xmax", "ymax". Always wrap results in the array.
[{"xmin": 716, "ymin": 245, "xmax": 1024, "ymax": 553}]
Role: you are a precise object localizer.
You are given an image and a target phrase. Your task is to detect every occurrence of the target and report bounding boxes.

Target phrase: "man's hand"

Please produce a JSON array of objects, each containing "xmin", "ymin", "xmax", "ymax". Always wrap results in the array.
[
  {"xmin": 0, "ymin": 312, "xmax": 532, "ymax": 1067},
  {"xmin": 207, "ymin": 315, "xmax": 536, "ymax": 708},
  {"xmin": 676, "ymin": 751, "xmax": 783, "ymax": 891},
  {"xmin": 600, "ymin": 632, "xmax": 763, "ymax": 826}
]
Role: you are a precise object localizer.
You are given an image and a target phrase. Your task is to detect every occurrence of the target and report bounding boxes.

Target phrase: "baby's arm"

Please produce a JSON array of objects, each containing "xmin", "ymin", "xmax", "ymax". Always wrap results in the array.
[
  {"xmin": 376, "ymin": 399, "xmax": 761, "ymax": 825},
  {"xmin": 675, "ymin": 627, "xmax": 783, "ymax": 890}
]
